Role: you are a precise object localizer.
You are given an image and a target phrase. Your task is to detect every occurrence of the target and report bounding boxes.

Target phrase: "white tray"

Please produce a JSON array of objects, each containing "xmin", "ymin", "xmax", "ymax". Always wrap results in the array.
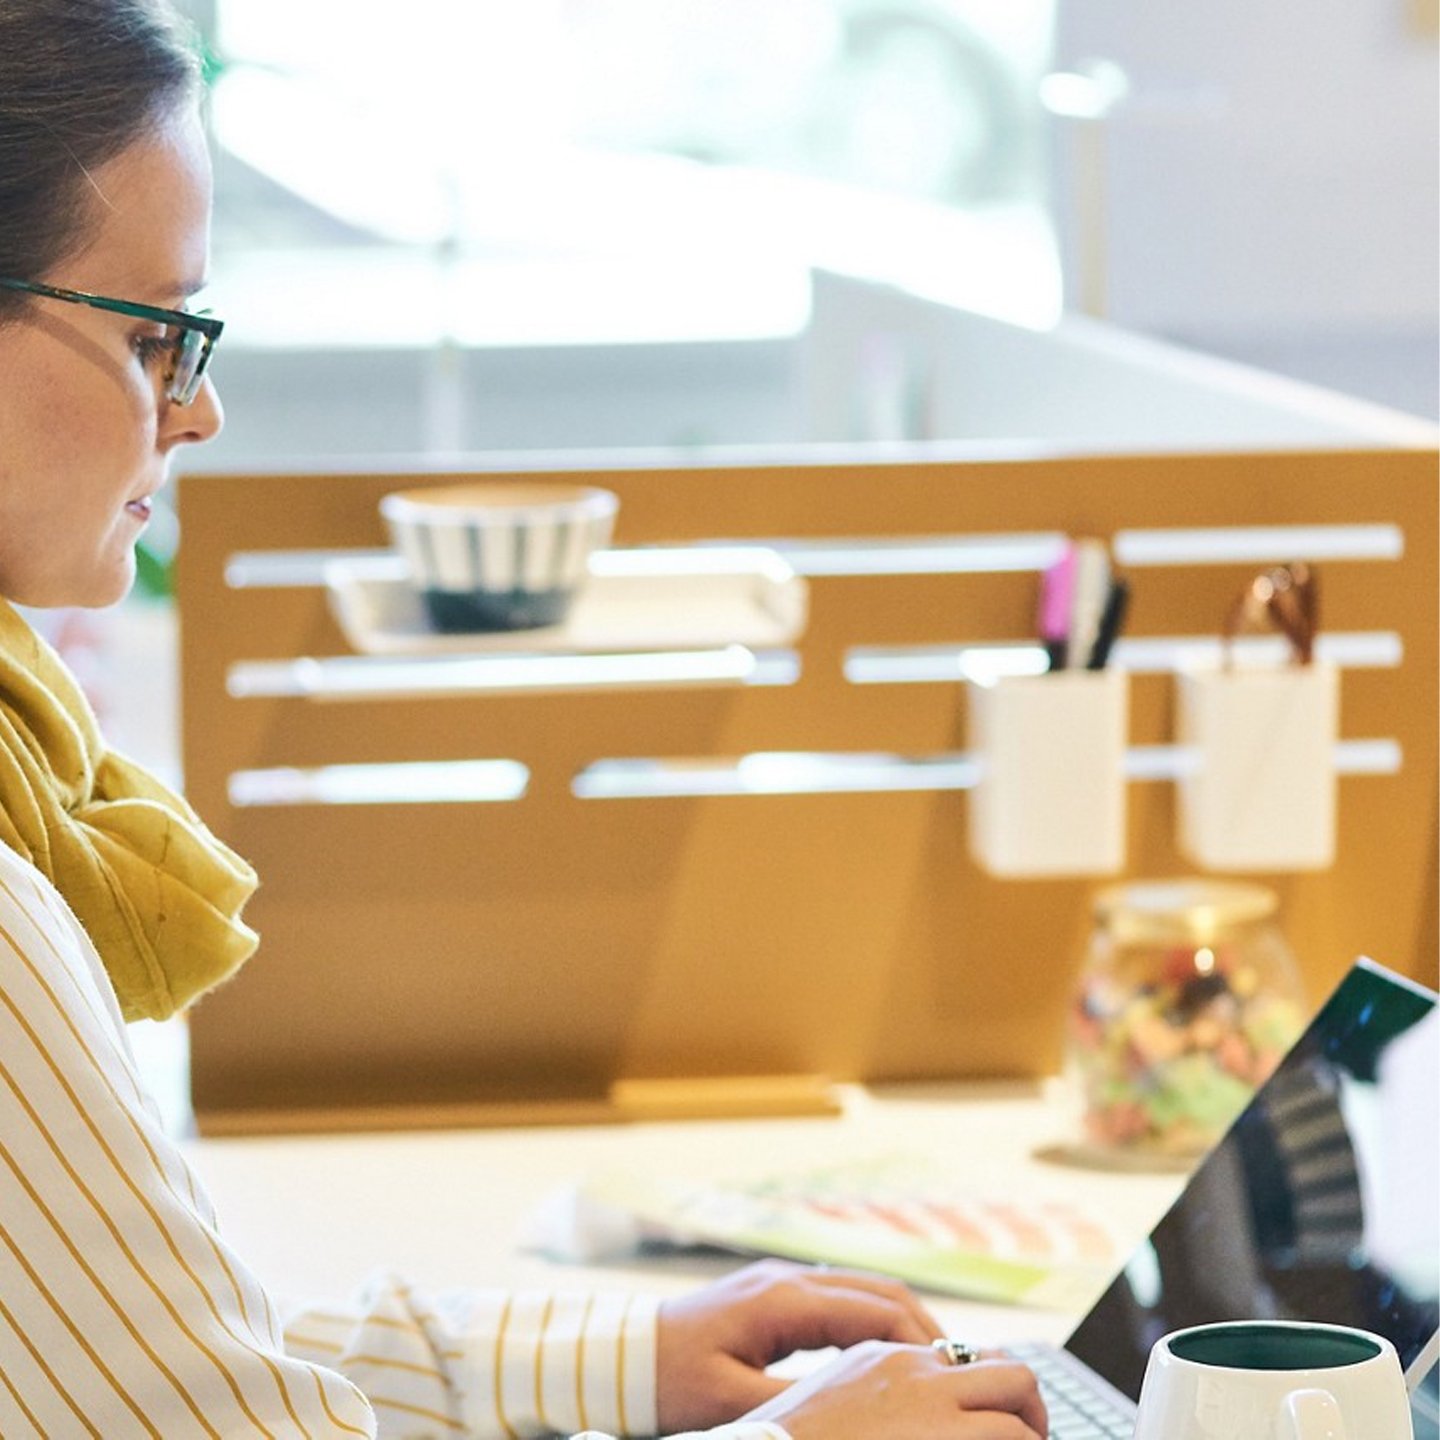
[{"xmin": 325, "ymin": 547, "xmax": 809, "ymax": 655}]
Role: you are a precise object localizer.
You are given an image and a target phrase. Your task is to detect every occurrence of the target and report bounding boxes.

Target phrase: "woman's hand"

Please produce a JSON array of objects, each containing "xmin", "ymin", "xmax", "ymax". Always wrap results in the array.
[
  {"xmin": 655, "ymin": 1258, "xmax": 945, "ymax": 1432},
  {"xmin": 739, "ymin": 1342, "xmax": 1049, "ymax": 1440}
]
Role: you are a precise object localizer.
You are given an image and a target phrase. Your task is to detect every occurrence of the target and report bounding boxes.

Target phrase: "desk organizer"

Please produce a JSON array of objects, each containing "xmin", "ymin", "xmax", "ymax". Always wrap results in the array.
[
  {"xmin": 1176, "ymin": 662, "xmax": 1339, "ymax": 871},
  {"xmin": 176, "ymin": 448, "xmax": 1437, "ymax": 1134},
  {"xmin": 968, "ymin": 670, "xmax": 1128, "ymax": 877},
  {"xmin": 325, "ymin": 546, "xmax": 809, "ymax": 656}
]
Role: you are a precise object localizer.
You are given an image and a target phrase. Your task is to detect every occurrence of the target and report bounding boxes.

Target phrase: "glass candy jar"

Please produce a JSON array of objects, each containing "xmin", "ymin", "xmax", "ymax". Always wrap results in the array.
[{"xmin": 1067, "ymin": 879, "xmax": 1306, "ymax": 1167}]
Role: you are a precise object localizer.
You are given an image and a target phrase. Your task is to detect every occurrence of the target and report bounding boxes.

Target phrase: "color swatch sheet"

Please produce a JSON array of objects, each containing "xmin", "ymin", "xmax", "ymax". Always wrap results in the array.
[{"xmin": 581, "ymin": 1153, "xmax": 1124, "ymax": 1310}]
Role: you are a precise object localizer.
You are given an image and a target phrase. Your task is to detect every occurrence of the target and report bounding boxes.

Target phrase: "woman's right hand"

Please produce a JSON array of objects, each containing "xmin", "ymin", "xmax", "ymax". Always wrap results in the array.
[{"xmin": 737, "ymin": 1341, "xmax": 1048, "ymax": 1439}]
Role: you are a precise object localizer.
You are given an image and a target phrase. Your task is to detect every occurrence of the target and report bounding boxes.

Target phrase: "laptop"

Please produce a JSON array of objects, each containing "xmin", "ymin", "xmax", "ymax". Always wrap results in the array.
[{"xmin": 997, "ymin": 957, "xmax": 1439, "ymax": 1439}]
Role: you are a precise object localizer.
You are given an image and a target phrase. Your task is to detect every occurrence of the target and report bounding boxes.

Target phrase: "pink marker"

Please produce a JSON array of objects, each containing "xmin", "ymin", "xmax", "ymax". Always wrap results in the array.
[{"xmin": 1038, "ymin": 541, "xmax": 1078, "ymax": 671}]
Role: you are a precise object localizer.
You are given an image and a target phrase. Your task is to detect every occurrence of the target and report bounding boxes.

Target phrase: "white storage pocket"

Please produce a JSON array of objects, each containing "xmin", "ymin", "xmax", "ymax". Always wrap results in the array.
[
  {"xmin": 967, "ymin": 669, "xmax": 1128, "ymax": 878},
  {"xmin": 1176, "ymin": 662, "xmax": 1338, "ymax": 872}
]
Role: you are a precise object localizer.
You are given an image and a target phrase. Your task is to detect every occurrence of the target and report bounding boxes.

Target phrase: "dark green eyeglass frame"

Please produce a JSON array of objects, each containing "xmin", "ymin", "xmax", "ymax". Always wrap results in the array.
[{"xmin": 0, "ymin": 275, "xmax": 223, "ymax": 405}]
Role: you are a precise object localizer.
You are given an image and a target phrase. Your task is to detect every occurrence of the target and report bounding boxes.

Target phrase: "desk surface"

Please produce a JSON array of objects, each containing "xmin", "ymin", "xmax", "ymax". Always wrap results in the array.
[{"xmin": 180, "ymin": 1081, "xmax": 1185, "ymax": 1348}]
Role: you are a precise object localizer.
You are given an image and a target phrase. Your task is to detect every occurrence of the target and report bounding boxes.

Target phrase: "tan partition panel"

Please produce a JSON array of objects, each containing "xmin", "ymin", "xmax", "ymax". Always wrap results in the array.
[{"xmin": 176, "ymin": 448, "xmax": 1438, "ymax": 1133}]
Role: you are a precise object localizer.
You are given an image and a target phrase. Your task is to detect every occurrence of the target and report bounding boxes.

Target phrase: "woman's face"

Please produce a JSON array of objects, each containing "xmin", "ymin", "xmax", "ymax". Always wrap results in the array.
[{"xmin": 0, "ymin": 109, "xmax": 223, "ymax": 609}]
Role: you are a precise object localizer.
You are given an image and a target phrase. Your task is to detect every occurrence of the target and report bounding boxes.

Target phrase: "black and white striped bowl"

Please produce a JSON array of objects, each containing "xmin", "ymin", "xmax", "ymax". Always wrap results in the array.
[{"xmin": 380, "ymin": 483, "xmax": 619, "ymax": 632}]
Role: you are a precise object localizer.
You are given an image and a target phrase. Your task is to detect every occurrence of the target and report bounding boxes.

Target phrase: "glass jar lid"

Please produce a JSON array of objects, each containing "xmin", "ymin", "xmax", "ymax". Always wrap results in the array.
[{"xmin": 1092, "ymin": 878, "xmax": 1279, "ymax": 946}]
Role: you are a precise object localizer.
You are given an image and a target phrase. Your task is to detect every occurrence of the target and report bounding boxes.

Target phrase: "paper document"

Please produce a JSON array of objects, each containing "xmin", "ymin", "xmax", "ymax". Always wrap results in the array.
[{"xmin": 580, "ymin": 1154, "xmax": 1123, "ymax": 1310}]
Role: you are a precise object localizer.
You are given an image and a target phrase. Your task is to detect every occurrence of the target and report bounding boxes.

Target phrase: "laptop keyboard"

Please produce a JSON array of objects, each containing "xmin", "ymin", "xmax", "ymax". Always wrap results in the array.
[{"xmin": 1005, "ymin": 1342, "xmax": 1135, "ymax": 1439}]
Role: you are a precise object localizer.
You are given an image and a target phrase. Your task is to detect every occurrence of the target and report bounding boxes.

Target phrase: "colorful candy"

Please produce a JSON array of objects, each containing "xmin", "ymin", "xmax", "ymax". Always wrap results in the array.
[{"xmin": 1070, "ymin": 941, "xmax": 1304, "ymax": 1160}]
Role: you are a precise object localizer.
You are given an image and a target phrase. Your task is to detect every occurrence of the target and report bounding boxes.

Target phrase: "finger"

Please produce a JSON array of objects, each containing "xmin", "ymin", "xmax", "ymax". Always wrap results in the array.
[
  {"xmin": 707, "ymin": 1362, "xmax": 791, "ymax": 1415},
  {"xmin": 804, "ymin": 1266, "xmax": 945, "ymax": 1341},
  {"xmin": 730, "ymin": 1286, "xmax": 931, "ymax": 1361},
  {"xmin": 945, "ymin": 1360, "xmax": 1049, "ymax": 1437},
  {"xmin": 770, "ymin": 1282, "xmax": 942, "ymax": 1351}
]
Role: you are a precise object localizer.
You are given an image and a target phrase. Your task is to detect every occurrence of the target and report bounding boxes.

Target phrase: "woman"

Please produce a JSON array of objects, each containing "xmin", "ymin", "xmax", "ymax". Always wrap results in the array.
[{"xmin": 0, "ymin": 3, "xmax": 1047, "ymax": 1436}]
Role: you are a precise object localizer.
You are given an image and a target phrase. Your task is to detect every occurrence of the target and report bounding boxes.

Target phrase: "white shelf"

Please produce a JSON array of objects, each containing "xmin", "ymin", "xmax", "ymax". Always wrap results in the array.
[
  {"xmin": 227, "ymin": 646, "xmax": 800, "ymax": 701},
  {"xmin": 325, "ymin": 547, "xmax": 808, "ymax": 656}
]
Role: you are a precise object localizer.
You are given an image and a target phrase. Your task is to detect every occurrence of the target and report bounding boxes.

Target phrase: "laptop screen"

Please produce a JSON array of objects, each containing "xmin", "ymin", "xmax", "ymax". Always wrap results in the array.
[{"xmin": 1064, "ymin": 958, "xmax": 1439, "ymax": 1400}]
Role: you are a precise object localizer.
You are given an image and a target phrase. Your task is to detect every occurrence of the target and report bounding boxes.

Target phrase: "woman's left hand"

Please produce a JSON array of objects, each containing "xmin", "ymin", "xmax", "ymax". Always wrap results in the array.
[{"xmin": 655, "ymin": 1258, "xmax": 945, "ymax": 1432}]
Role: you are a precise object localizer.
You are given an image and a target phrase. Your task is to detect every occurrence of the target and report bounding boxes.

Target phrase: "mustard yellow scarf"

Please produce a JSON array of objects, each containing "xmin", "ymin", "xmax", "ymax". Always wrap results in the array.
[{"xmin": 0, "ymin": 599, "xmax": 258, "ymax": 1021}]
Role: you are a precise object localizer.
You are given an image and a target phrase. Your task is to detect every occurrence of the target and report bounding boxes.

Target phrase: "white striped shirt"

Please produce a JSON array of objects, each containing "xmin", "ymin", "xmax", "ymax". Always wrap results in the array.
[{"xmin": 0, "ymin": 842, "xmax": 789, "ymax": 1440}]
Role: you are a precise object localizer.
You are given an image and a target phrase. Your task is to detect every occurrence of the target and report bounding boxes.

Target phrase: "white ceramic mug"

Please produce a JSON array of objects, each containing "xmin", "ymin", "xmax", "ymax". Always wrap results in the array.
[{"xmin": 1133, "ymin": 1320, "xmax": 1414, "ymax": 1439}]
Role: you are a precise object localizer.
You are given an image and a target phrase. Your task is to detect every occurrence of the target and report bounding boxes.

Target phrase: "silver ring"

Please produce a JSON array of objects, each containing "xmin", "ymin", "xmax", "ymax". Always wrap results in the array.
[{"xmin": 932, "ymin": 1337, "xmax": 982, "ymax": 1366}]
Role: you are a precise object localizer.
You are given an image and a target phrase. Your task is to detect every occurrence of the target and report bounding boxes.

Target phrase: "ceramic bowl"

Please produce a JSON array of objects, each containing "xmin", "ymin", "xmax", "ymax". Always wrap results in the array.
[{"xmin": 380, "ymin": 482, "xmax": 619, "ymax": 631}]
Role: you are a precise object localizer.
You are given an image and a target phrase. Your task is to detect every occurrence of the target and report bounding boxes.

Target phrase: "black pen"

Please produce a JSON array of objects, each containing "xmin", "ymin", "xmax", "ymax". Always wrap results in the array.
[{"xmin": 1086, "ymin": 578, "xmax": 1130, "ymax": 670}]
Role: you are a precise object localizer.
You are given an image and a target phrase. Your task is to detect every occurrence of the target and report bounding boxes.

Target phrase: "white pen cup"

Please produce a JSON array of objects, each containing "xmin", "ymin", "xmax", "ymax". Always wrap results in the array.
[
  {"xmin": 1133, "ymin": 1320, "xmax": 1414, "ymax": 1440},
  {"xmin": 1176, "ymin": 662, "xmax": 1339, "ymax": 872},
  {"xmin": 967, "ymin": 669, "xmax": 1128, "ymax": 878}
]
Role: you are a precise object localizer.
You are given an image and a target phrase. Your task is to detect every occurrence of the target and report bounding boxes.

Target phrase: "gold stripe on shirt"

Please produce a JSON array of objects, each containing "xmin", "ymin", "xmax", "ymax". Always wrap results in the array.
[
  {"xmin": 0, "ymin": 1208, "xmax": 164, "ymax": 1437},
  {"xmin": 0, "ymin": 1281, "xmax": 102, "ymax": 1438},
  {"xmin": 616, "ymin": 1295, "xmax": 635, "ymax": 1437},
  {"xmin": 369, "ymin": 1393, "xmax": 466, "ymax": 1432},
  {"xmin": 0, "ymin": 1367, "xmax": 46, "ymax": 1439},
  {"xmin": 0, "ymin": 1002, "xmax": 269, "ymax": 1438},
  {"xmin": 0, "ymin": 1348, "xmax": 47, "ymax": 1440},
  {"xmin": 0, "ymin": 897, "xmax": 312, "ymax": 1430},
  {"xmin": 349, "ymin": 1352, "xmax": 457, "ymax": 1386},
  {"xmin": 4, "ymin": 879, "xmax": 264, "ymax": 1306},
  {"xmin": 8, "ymin": 871, "xmax": 213, "ymax": 1226},
  {"xmin": 533, "ymin": 1293, "xmax": 556, "ymax": 1429},
  {"xmin": 260, "ymin": 1288, "xmax": 285, "ymax": 1344},
  {"xmin": 305, "ymin": 1308, "xmax": 443, "ymax": 1333},
  {"xmin": 575, "ymin": 1293, "xmax": 596, "ymax": 1433},
  {"xmin": 492, "ymin": 1293, "xmax": 520, "ymax": 1440},
  {"xmin": 285, "ymin": 1333, "xmax": 345, "ymax": 1356},
  {"xmin": 308, "ymin": 1369, "xmax": 372, "ymax": 1440},
  {"xmin": 1, "ymin": 874, "xmax": 149, "ymax": 1112}
]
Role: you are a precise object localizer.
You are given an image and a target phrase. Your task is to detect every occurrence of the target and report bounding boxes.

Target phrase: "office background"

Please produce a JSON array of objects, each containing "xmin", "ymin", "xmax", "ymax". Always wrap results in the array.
[
  {"xmin": 86, "ymin": 0, "xmax": 1437, "ymax": 1131},
  {"xmin": 162, "ymin": 0, "xmax": 1436, "ymax": 477}
]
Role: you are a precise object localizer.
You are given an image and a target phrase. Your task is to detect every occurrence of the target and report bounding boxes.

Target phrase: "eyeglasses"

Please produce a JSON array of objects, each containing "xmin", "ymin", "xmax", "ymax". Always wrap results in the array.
[
  {"xmin": 0, "ymin": 275, "xmax": 223, "ymax": 405},
  {"xmin": 1224, "ymin": 562, "xmax": 1319, "ymax": 667}
]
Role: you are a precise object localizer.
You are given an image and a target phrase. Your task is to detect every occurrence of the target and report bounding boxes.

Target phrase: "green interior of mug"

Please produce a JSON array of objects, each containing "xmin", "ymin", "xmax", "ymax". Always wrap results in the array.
[{"xmin": 1170, "ymin": 1325, "xmax": 1381, "ymax": 1371}]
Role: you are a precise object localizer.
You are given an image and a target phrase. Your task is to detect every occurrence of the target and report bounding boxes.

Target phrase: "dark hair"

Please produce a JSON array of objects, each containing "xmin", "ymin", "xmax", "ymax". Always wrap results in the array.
[{"xmin": 0, "ymin": 0, "xmax": 201, "ymax": 317}]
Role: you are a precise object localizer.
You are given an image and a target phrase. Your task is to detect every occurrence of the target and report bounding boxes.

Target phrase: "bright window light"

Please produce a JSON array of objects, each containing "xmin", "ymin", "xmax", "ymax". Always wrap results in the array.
[{"xmin": 203, "ymin": 1, "xmax": 1060, "ymax": 341}]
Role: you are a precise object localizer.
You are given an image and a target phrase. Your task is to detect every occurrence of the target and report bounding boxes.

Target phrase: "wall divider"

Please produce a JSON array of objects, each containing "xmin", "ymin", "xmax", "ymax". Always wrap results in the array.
[{"xmin": 175, "ymin": 446, "xmax": 1438, "ymax": 1134}]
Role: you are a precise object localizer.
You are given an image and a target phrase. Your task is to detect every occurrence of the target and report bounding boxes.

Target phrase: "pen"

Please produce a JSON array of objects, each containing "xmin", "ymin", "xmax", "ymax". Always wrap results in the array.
[
  {"xmin": 1086, "ymin": 577, "xmax": 1131, "ymax": 670},
  {"xmin": 1037, "ymin": 542, "xmax": 1077, "ymax": 672},
  {"xmin": 1065, "ymin": 539, "xmax": 1110, "ymax": 671}
]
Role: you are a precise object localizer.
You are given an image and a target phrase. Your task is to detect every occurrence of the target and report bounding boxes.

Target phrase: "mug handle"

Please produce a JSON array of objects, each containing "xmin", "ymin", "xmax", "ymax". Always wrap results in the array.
[{"xmin": 1281, "ymin": 1387, "xmax": 1348, "ymax": 1439}]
